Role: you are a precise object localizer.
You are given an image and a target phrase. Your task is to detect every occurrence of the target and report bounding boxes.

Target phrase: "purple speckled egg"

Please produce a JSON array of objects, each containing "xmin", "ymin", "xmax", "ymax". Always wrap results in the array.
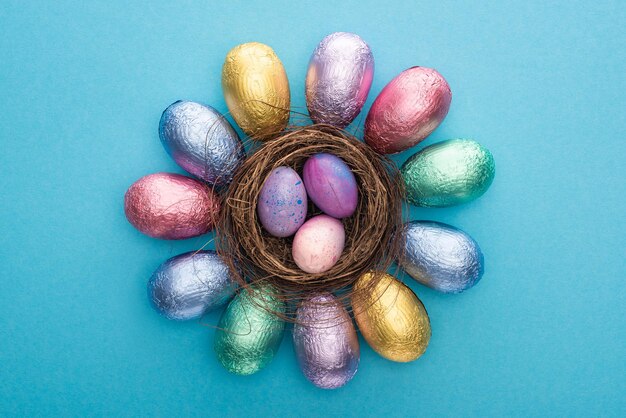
[
  {"xmin": 257, "ymin": 166, "xmax": 307, "ymax": 237},
  {"xmin": 293, "ymin": 293, "xmax": 360, "ymax": 389},
  {"xmin": 302, "ymin": 153, "xmax": 358, "ymax": 218},
  {"xmin": 292, "ymin": 215, "xmax": 345, "ymax": 273},
  {"xmin": 364, "ymin": 66, "xmax": 452, "ymax": 154}
]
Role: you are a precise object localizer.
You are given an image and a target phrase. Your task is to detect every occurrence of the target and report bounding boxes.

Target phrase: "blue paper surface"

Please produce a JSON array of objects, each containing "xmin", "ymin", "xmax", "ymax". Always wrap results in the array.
[{"xmin": 1, "ymin": 1, "xmax": 624, "ymax": 416}]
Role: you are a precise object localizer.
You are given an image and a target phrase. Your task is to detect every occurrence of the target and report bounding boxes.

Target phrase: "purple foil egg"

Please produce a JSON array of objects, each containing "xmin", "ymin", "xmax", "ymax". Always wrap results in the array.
[
  {"xmin": 364, "ymin": 66, "xmax": 452, "ymax": 154},
  {"xmin": 293, "ymin": 293, "xmax": 360, "ymax": 389},
  {"xmin": 302, "ymin": 153, "xmax": 358, "ymax": 218},
  {"xmin": 306, "ymin": 32, "xmax": 374, "ymax": 128},
  {"xmin": 257, "ymin": 166, "xmax": 307, "ymax": 237}
]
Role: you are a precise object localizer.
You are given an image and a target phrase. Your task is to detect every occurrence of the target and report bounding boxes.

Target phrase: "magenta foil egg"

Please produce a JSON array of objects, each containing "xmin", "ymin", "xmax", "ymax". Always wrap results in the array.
[
  {"xmin": 364, "ymin": 66, "xmax": 452, "ymax": 154},
  {"xmin": 124, "ymin": 172, "xmax": 220, "ymax": 240},
  {"xmin": 293, "ymin": 293, "xmax": 360, "ymax": 389},
  {"xmin": 306, "ymin": 32, "xmax": 374, "ymax": 128},
  {"xmin": 302, "ymin": 153, "xmax": 358, "ymax": 218}
]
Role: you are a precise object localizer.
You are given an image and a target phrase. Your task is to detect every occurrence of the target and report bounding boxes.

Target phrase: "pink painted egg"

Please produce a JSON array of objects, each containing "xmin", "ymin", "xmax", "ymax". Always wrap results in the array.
[
  {"xmin": 292, "ymin": 215, "xmax": 345, "ymax": 274},
  {"xmin": 364, "ymin": 66, "xmax": 451, "ymax": 154},
  {"xmin": 302, "ymin": 153, "xmax": 358, "ymax": 218},
  {"xmin": 257, "ymin": 166, "xmax": 307, "ymax": 237},
  {"xmin": 124, "ymin": 172, "xmax": 220, "ymax": 240}
]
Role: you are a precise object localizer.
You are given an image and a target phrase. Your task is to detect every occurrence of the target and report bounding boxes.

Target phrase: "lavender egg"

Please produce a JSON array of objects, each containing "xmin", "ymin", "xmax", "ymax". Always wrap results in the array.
[
  {"xmin": 303, "ymin": 153, "xmax": 358, "ymax": 218},
  {"xmin": 292, "ymin": 215, "xmax": 345, "ymax": 274},
  {"xmin": 257, "ymin": 166, "xmax": 307, "ymax": 237},
  {"xmin": 159, "ymin": 101, "xmax": 245, "ymax": 187},
  {"xmin": 399, "ymin": 221, "xmax": 484, "ymax": 293},
  {"xmin": 293, "ymin": 293, "xmax": 359, "ymax": 389},
  {"xmin": 147, "ymin": 251, "xmax": 238, "ymax": 320},
  {"xmin": 306, "ymin": 32, "xmax": 374, "ymax": 128},
  {"xmin": 365, "ymin": 67, "xmax": 452, "ymax": 154}
]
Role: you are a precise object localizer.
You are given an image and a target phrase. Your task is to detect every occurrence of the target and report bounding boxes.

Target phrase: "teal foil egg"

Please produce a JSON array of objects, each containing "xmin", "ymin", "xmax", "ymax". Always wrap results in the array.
[
  {"xmin": 214, "ymin": 284, "xmax": 285, "ymax": 375},
  {"xmin": 401, "ymin": 139, "xmax": 495, "ymax": 207}
]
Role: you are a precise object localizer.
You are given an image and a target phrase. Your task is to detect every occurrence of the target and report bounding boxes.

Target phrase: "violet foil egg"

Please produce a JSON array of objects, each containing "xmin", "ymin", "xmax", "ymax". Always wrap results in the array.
[
  {"xmin": 292, "ymin": 215, "xmax": 345, "ymax": 274},
  {"xmin": 159, "ymin": 101, "xmax": 245, "ymax": 187},
  {"xmin": 257, "ymin": 166, "xmax": 307, "ymax": 237},
  {"xmin": 399, "ymin": 221, "xmax": 484, "ymax": 293},
  {"xmin": 293, "ymin": 293, "xmax": 360, "ymax": 389},
  {"xmin": 124, "ymin": 172, "xmax": 220, "ymax": 240},
  {"xmin": 302, "ymin": 153, "xmax": 358, "ymax": 218},
  {"xmin": 364, "ymin": 67, "xmax": 452, "ymax": 154},
  {"xmin": 147, "ymin": 250, "xmax": 238, "ymax": 320},
  {"xmin": 306, "ymin": 32, "xmax": 374, "ymax": 128}
]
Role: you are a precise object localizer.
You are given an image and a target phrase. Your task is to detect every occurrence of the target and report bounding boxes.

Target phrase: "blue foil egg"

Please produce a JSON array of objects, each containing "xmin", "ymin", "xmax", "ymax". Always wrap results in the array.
[
  {"xmin": 398, "ymin": 221, "xmax": 484, "ymax": 293},
  {"xmin": 147, "ymin": 250, "xmax": 238, "ymax": 320},
  {"xmin": 257, "ymin": 166, "xmax": 307, "ymax": 237},
  {"xmin": 159, "ymin": 101, "xmax": 246, "ymax": 187}
]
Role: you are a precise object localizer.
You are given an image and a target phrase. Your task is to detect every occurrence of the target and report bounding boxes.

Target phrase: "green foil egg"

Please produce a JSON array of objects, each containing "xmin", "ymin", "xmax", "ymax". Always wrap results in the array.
[
  {"xmin": 214, "ymin": 283, "xmax": 285, "ymax": 375},
  {"xmin": 401, "ymin": 139, "xmax": 495, "ymax": 207}
]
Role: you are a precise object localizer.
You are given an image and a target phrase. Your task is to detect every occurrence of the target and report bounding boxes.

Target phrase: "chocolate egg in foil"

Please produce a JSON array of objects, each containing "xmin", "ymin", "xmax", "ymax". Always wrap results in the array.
[
  {"xmin": 159, "ymin": 101, "xmax": 245, "ymax": 187},
  {"xmin": 305, "ymin": 32, "xmax": 374, "ymax": 128},
  {"xmin": 214, "ymin": 283, "xmax": 285, "ymax": 375},
  {"xmin": 399, "ymin": 221, "xmax": 484, "ymax": 293},
  {"xmin": 293, "ymin": 293, "xmax": 359, "ymax": 389},
  {"xmin": 222, "ymin": 42, "xmax": 290, "ymax": 139},
  {"xmin": 401, "ymin": 139, "xmax": 495, "ymax": 207},
  {"xmin": 365, "ymin": 66, "xmax": 451, "ymax": 154},
  {"xmin": 147, "ymin": 251, "xmax": 238, "ymax": 320},
  {"xmin": 351, "ymin": 272, "xmax": 431, "ymax": 362},
  {"xmin": 124, "ymin": 172, "xmax": 220, "ymax": 240}
]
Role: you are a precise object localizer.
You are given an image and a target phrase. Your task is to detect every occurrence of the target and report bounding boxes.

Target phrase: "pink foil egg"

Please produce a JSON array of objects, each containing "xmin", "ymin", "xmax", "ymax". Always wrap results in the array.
[
  {"xmin": 292, "ymin": 215, "xmax": 345, "ymax": 274},
  {"xmin": 257, "ymin": 166, "xmax": 307, "ymax": 237},
  {"xmin": 124, "ymin": 172, "xmax": 220, "ymax": 240},
  {"xmin": 302, "ymin": 153, "xmax": 358, "ymax": 218},
  {"xmin": 364, "ymin": 66, "xmax": 452, "ymax": 154}
]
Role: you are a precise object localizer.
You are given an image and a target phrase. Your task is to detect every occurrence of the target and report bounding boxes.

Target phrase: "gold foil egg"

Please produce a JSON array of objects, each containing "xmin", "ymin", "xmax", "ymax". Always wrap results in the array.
[
  {"xmin": 222, "ymin": 42, "xmax": 290, "ymax": 139},
  {"xmin": 351, "ymin": 272, "xmax": 431, "ymax": 362}
]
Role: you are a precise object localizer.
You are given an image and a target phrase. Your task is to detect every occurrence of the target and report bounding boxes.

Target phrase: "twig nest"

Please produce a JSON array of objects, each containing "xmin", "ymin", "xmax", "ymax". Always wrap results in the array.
[{"xmin": 216, "ymin": 124, "xmax": 403, "ymax": 301}]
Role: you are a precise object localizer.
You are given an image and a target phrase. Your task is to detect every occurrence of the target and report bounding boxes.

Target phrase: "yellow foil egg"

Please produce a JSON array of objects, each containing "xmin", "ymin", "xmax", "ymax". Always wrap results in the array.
[
  {"xmin": 351, "ymin": 272, "xmax": 431, "ymax": 362},
  {"xmin": 222, "ymin": 42, "xmax": 290, "ymax": 139}
]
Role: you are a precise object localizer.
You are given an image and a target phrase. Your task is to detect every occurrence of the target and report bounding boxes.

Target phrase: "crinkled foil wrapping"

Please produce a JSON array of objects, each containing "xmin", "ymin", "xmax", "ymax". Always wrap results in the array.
[
  {"xmin": 214, "ymin": 284, "xmax": 285, "ymax": 375},
  {"xmin": 159, "ymin": 101, "xmax": 245, "ymax": 187},
  {"xmin": 222, "ymin": 42, "xmax": 290, "ymax": 139},
  {"xmin": 293, "ymin": 293, "xmax": 359, "ymax": 389},
  {"xmin": 147, "ymin": 251, "xmax": 237, "ymax": 320},
  {"xmin": 352, "ymin": 272, "xmax": 431, "ymax": 362},
  {"xmin": 399, "ymin": 221, "xmax": 484, "ymax": 293},
  {"xmin": 401, "ymin": 139, "xmax": 495, "ymax": 207},
  {"xmin": 306, "ymin": 32, "xmax": 374, "ymax": 128},
  {"xmin": 365, "ymin": 66, "xmax": 451, "ymax": 154}
]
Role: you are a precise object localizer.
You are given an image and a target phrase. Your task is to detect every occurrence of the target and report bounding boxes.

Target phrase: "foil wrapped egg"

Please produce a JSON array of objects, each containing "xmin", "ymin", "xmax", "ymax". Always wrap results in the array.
[
  {"xmin": 351, "ymin": 272, "xmax": 431, "ymax": 362},
  {"xmin": 147, "ymin": 250, "xmax": 238, "ymax": 320},
  {"xmin": 124, "ymin": 172, "xmax": 220, "ymax": 240},
  {"xmin": 302, "ymin": 153, "xmax": 358, "ymax": 218},
  {"xmin": 222, "ymin": 42, "xmax": 290, "ymax": 139},
  {"xmin": 293, "ymin": 293, "xmax": 359, "ymax": 389},
  {"xmin": 214, "ymin": 283, "xmax": 285, "ymax": 375},
  {"xmin": 292, "ymin": 215, "xmax": 345, "ymax": 274},
  {"xmin": 364, "ymin": 66, "xmax": 451, "ymax": 154},
  {"xmin": 401, "ymin": 139, "xmax": 495, "ymax": 207},
  {"xmin": 305, "ymin": 32, "xmax": 374, "ymax": 128},
  {"xmin": 257, "ymin": 166, "xmax": 307, "ymax": 237},
  {"xmin": 158, "ymin": 101, "xmax": 246, "ymax": 187},
  {"xmin": 399, "ymin": 221, "xmax": 484, "ymax": 293}
]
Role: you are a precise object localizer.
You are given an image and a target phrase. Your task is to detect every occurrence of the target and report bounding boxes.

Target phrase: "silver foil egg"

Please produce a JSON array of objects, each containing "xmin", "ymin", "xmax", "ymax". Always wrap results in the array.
[
  {"xmin": 147, "ymin": 250, "xmax": 238, "ymax": 320},
  {"xmin": 159, "ymin": 101, "xmax": 246, "ymax": 187},
  {"xmin": 293, "ymin": 293, "xmax": 360, "ymax": 389},
  {"xmin": 306, "ymin": 32, "xmax": 374, "ymax": 128},
  {"xmin": 399, "ymin": 221, "xmax": 484, "ymax": 293}
]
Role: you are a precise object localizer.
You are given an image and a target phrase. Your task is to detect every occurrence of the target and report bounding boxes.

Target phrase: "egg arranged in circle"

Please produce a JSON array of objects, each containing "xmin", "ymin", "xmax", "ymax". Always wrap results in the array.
[
  {"xmin": 292, "ymin": 215, "xmax": 345, "ymax": 274},
  {"xmin": 257, "ymin": 166, "xmax": 307, "ymax": 237},
  {"xmin": 303, "ymin": 153, "xmax": 358, "ymax": 218}
]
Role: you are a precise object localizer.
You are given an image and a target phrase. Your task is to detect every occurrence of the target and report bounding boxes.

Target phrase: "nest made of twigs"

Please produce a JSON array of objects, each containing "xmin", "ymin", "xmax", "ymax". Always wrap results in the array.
[{"xmin": 216, "ymin": 124, "xmax": 404, "ymax": 312}]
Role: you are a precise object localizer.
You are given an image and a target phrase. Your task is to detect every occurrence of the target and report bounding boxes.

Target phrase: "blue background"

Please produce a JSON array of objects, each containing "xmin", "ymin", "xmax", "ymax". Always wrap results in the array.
[{"xmin": 1, "ymin": 1, "xmax": 624, "ymax": 416}]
